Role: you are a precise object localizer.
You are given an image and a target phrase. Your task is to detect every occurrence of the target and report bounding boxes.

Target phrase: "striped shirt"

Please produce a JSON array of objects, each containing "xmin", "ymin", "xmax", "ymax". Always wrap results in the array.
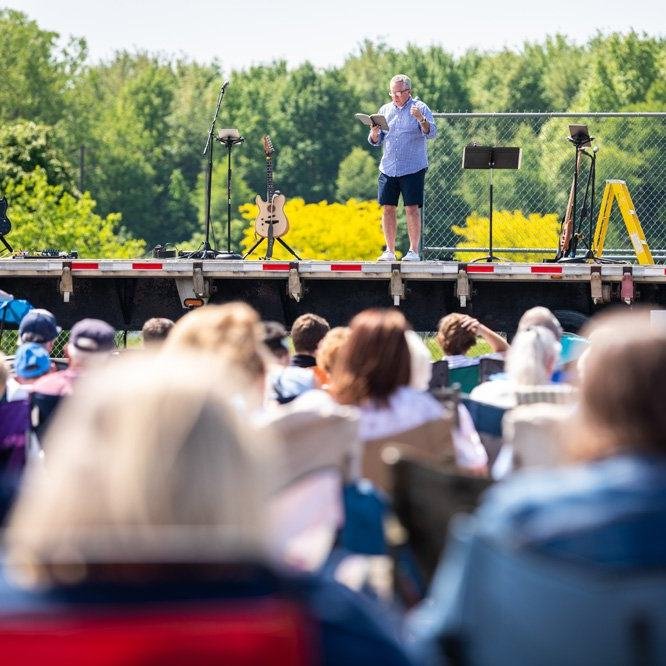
[{"xmin": 369, "ymin": 97, "xmax": 437, "ymax": 177}]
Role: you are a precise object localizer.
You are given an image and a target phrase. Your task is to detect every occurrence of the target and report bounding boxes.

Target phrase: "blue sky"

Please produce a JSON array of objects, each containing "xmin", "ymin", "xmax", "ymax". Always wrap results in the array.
[{"xmin": 5, "ymin": 0, "xmax": 664, "ymax": 73}]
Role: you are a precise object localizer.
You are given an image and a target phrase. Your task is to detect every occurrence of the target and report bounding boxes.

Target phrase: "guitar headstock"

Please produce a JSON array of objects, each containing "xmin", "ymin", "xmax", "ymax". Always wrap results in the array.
[{"xmin": 262, "ymin": 135, "xmax": 275, "ymax": 159}]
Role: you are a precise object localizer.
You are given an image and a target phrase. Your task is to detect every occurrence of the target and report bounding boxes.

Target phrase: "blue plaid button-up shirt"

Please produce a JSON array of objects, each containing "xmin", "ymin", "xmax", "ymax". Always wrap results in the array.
[{"xmin": 369, "ymin": 96, "xmax": 437, "ymax": 177}]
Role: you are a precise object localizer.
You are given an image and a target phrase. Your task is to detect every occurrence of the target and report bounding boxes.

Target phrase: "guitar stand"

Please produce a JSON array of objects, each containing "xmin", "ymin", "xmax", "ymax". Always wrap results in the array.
[{"xmin": 243, "ymin": 234, "xmax": 301, "ymax": 261}]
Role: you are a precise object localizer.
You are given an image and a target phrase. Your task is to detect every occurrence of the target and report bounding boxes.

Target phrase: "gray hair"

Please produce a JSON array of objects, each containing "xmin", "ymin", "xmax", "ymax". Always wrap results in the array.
[{"xmin": 390, "ymin": 74, "xmax": 412, "ymax": 90}]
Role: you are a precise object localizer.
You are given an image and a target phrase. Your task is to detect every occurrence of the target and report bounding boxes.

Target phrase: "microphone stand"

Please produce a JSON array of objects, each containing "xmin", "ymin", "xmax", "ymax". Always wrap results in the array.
[
  {"xmin": 196, "ymin": 81, "xmax": 228, "ymax": 259},
  {"xmin": 216, "ymin": 131, "xmax": 244, "ymax": 260}
]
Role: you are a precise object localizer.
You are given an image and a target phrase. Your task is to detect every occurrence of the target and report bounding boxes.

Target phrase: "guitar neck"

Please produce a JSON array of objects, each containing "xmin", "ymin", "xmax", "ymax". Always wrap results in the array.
[{"xmin": 266, "ymin": 157, "xmax": 274, "ymax": 200}]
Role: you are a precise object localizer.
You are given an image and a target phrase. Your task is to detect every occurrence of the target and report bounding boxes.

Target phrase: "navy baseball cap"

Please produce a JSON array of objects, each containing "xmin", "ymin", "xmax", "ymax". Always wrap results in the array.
[
  {"xmin": 14, "ymin": 342, "xmax": 51, "ymax": 379},
  {"xmin": 69, "ymin": 318, "xmax": 116, "ymax": 352},
  {"xmin": 19, "ymin": 308, "xmax": 61, "ymax": 343}
]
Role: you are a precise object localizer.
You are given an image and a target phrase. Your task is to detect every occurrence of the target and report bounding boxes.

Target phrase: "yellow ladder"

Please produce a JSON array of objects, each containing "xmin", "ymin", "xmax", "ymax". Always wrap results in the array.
[{"xmin": 591, "ymin": 180, "xmax": 654, "ymax": 264}]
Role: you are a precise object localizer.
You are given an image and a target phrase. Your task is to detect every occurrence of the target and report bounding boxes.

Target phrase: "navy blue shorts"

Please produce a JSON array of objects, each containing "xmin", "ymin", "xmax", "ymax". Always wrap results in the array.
[{"xmin": 378, "ymin": 168, "xmax": 426, "ymax": 208}]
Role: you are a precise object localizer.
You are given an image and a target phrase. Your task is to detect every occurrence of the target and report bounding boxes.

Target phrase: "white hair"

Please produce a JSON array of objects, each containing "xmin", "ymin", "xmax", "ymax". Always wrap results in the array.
[
  {"xmin": 390, "ymin": 74, "xmax": 412, "ymax": 90},
  {"xmin": 405, "ymin": 330, "xmax": 432, "ymax": 391},
  {"xmin": 506, "ymin": 326, "xmax": 561, "ymax": 386}
]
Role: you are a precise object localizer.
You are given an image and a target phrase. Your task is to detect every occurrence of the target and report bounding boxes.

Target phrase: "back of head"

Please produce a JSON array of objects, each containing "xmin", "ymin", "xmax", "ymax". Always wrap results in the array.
[
  {"xmin": 332, "ymin": 308, "xmax": 411, "ymax": 405},
  {"xmin": 19, "ymin": 308, "xmax": 61, "ymax": 345},
  {"xmin": 6, "ymin": 353, "xmax": 274, "ymax": 585},
  {"xmin": 67, "ymin": 318, "xmax": 116, "ymax": 367},
  {"xmin": 571, "ymin": 309, "xmax": 666, "ymax": 460},
  {"xmin": 141, "ymin": 317, "xmax": 175, "ymax": 345},
  {"xmin": 405, "ymin": 330, "xmax": 433, "ymax": 391},
  {"xmin": 506, "ymin": 326, "xmax": 560, "ymax": 386},
  {"xmin": 517, "ymin": 306, "xmax": 563, "ymax": 341},
  {"xmin": 261, "ymin": 320, "xmax": 290, "ymax": 362},
  {"xmin": 290, "ymin": 313, "xmax": 330, "ymax": 355},
  {"xmin": 436, "ymin": 313, "xmax": 476, "ymax": 356},
  {"xmin": 315, "ymin": 326, "xmax": 351, "ymax": 375},
  {"xmin": 162, "ymin": 303, "xmax": 268, "ymax": 384}
]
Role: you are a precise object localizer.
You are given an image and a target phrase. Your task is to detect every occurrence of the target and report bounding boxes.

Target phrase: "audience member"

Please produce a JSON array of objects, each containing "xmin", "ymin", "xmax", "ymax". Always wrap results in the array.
[
  {"xmin": 162, "ymin": 302, "xmax": 270, "ymax": 407},
  {"xmin": 516, "ymin": 306, "xmax": 563, "ymax": 340},
  {"xmin": 18, "ymin": 308, "xmax": 61, "ymax": 351},
  {"xmin": 315, "ymin": 326, "xmax": 351, "ymax": 388},
  {"xmin": 261, "ymin": 320, "xmax": 290, "ymax": 366},
  {"xmin": 3, "ymin": 353, "xmax": 413, "ymax": 665},
  {"xmin": 141, "ymin": 316, "xmax": 174, "ymax": 346},
  {"xmin": 31, "ymin": 318, "xmax": 116, "ymax": 397},
  {"xmin": 435, "ymin": 313, "xmax": 508, "ymax": 370},
  {"xmin": 470, "ymin": 325, "xmax": 561, "ymax": 409},
  {"xmin": 406, "ymin": 330, "xmax": 487, "ymax": 475},
  {"xmin": 408, "ymin": 309, "xmax": 666, "ymax": 664},
  {"xmin": 5, "ymin": 343, "xmax": 51, "ymax": 401},
  {"xmin": 269, "ymin": 313, "xmax": 330, "ymax": 405},
  {"xmin": 290, "ymin": 313, "xmax": 330, "ymax": 368},
  {"xmin": 328, "ymin": 309, "xmax": 466, "ymax": 492}
]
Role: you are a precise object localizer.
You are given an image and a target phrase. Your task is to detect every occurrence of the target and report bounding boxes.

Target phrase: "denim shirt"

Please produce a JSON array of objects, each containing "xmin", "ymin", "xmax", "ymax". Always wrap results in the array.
[{"xmin": 369, "ymin": 97, "xmax": 437, "ymax": 177}]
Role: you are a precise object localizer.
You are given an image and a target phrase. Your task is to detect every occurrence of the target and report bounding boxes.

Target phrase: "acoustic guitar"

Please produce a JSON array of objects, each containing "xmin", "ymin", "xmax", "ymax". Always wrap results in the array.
[{"xmin": 254, "ymin": 136, "xmax": 289, "ymax": 258}]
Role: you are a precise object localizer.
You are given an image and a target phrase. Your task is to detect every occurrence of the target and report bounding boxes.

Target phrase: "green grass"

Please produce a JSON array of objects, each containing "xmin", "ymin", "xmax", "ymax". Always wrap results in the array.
[{"xmin": 421, "ymin": 334, "xmax": 494, "ymax": 361}]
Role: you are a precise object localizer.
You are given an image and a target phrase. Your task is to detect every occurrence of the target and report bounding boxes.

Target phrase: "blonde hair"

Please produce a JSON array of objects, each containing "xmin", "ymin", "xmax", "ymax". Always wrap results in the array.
[
  {"xmin": 316, "ymin": 326, "xmax": 351, "ymax": 375},
  {"xmin": 162, "ymin": 303, "xmax": 270, "ymax": 384},
  {"xmin": 5, "ymin": 353, "xmax": 277, "ymax": 586}
]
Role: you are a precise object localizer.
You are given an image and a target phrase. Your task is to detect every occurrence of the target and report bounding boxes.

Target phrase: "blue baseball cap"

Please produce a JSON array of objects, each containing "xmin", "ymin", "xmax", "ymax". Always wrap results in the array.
[
  {"xmin": 19, "ymin": 308, "xmax": 61, "ymax": 343},
  {"xmin": 14, "ymin": 342, "xmax": 51, "ymax": 379}
]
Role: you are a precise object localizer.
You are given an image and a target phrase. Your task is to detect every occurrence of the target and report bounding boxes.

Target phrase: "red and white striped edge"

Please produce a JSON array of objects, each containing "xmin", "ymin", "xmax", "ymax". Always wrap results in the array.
[{"xmin": 2, "ymin": 259, "xmax": 665, "ymax": 279}]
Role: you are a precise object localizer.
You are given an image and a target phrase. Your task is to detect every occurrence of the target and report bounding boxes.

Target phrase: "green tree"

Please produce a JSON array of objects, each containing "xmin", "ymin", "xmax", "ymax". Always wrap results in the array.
[
  {"xmin": 0, "ymin": 121, "xmax": 77, "ymax": 191},
  {"xmin": 576, "ymin": 32, "xmax": 664, "ymax": 110},
  {"xmin": 336, "ymin": 147, "xmax": 378, "ymax": 201},
  {"xmin": 0, "ymin": 9, "xmax": 85, "ymax": 125},
  {"xmin": 63, "ymin": 52, "xmax": 200, "ymax": 245},
  {"xmin": 3, "ymin": 168, "xmax": 144, "ymax": 258},
  {"xmin": 272, "ymin": 64, "xmax": 360, "ymax": 202}
]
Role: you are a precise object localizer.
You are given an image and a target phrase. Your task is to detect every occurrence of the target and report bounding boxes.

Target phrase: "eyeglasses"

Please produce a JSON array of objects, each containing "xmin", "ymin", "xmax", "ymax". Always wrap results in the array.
[{"xmin": 389, "ymin": 88, "xmax": 411, "ymax": 96}]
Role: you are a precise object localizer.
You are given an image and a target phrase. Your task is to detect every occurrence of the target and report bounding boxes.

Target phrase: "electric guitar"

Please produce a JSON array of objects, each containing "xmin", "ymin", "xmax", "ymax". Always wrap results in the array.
[{"xmin": 254, "ymin": 136, "xmax": 289, "ymax": 258}]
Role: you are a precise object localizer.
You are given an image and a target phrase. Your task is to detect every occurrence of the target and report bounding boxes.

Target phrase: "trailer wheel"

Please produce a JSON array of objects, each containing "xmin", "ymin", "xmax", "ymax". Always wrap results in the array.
[{"xmin": 553, "ymin": 309, "xmax": 588, "ymax": 334}]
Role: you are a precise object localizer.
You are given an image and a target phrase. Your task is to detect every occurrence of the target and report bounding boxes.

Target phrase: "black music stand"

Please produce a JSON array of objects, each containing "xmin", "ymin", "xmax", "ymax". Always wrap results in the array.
[
  {"xmin": 462, "ymin": 145, "xmax": 522, "ymax": 262},
  {"xmin": 216, "ymin": 129, "xmax": 244, "ymax": 260}
]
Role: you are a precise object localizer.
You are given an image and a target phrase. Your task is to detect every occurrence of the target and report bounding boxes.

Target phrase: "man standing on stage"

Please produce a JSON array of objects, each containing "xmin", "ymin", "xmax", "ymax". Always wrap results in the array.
[{"xmin": 369, "ymin": 74, "xmax": 437, "ymax": 262}]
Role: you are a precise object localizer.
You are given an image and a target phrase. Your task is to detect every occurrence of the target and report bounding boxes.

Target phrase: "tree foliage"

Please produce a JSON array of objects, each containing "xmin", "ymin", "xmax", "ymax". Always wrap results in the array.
[
  {"xmin": 3, "ymin": 168, "xmax": 145, "ymax": 258},
  {"xmin": 0, "ymin": 8, "xmax": 662, "ymax": 257}
]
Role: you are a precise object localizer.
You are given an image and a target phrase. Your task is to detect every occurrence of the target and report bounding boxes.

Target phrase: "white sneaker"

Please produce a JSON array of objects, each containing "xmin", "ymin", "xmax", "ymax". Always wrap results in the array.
[
  {"xmin": 377, "ymin": 250, "xmax": 396, "ymax": 262},
  {"xmin": 402, "ymin": 249, "xmax": 421, "ymax": 262}
]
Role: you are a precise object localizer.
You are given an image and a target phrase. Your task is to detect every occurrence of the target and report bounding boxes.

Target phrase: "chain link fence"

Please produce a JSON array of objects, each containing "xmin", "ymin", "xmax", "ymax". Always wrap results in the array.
[
  {"xmin": 1, "ymin": 331, "xmax": 137, "ymax": 358},
  {"xmin": 423, "ymin": 112, "xmax": 666, "ymax": 262}
]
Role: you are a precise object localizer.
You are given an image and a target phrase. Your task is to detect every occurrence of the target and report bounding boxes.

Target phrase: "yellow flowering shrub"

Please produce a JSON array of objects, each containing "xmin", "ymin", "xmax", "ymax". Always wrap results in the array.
[
  {"xmin": 240, "ymin": 198, "xmax": 385, "ymax": 261},
  {"xmin": 452, "ymin": 210, "xmax": 561, "ymax": 263}
]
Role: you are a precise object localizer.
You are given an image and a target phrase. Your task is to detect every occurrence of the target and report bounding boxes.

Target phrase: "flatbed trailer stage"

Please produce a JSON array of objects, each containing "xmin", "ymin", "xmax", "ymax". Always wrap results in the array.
[{"xmin": 2, "ymin": 259, "xmax": 666, "ymax": 334}]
